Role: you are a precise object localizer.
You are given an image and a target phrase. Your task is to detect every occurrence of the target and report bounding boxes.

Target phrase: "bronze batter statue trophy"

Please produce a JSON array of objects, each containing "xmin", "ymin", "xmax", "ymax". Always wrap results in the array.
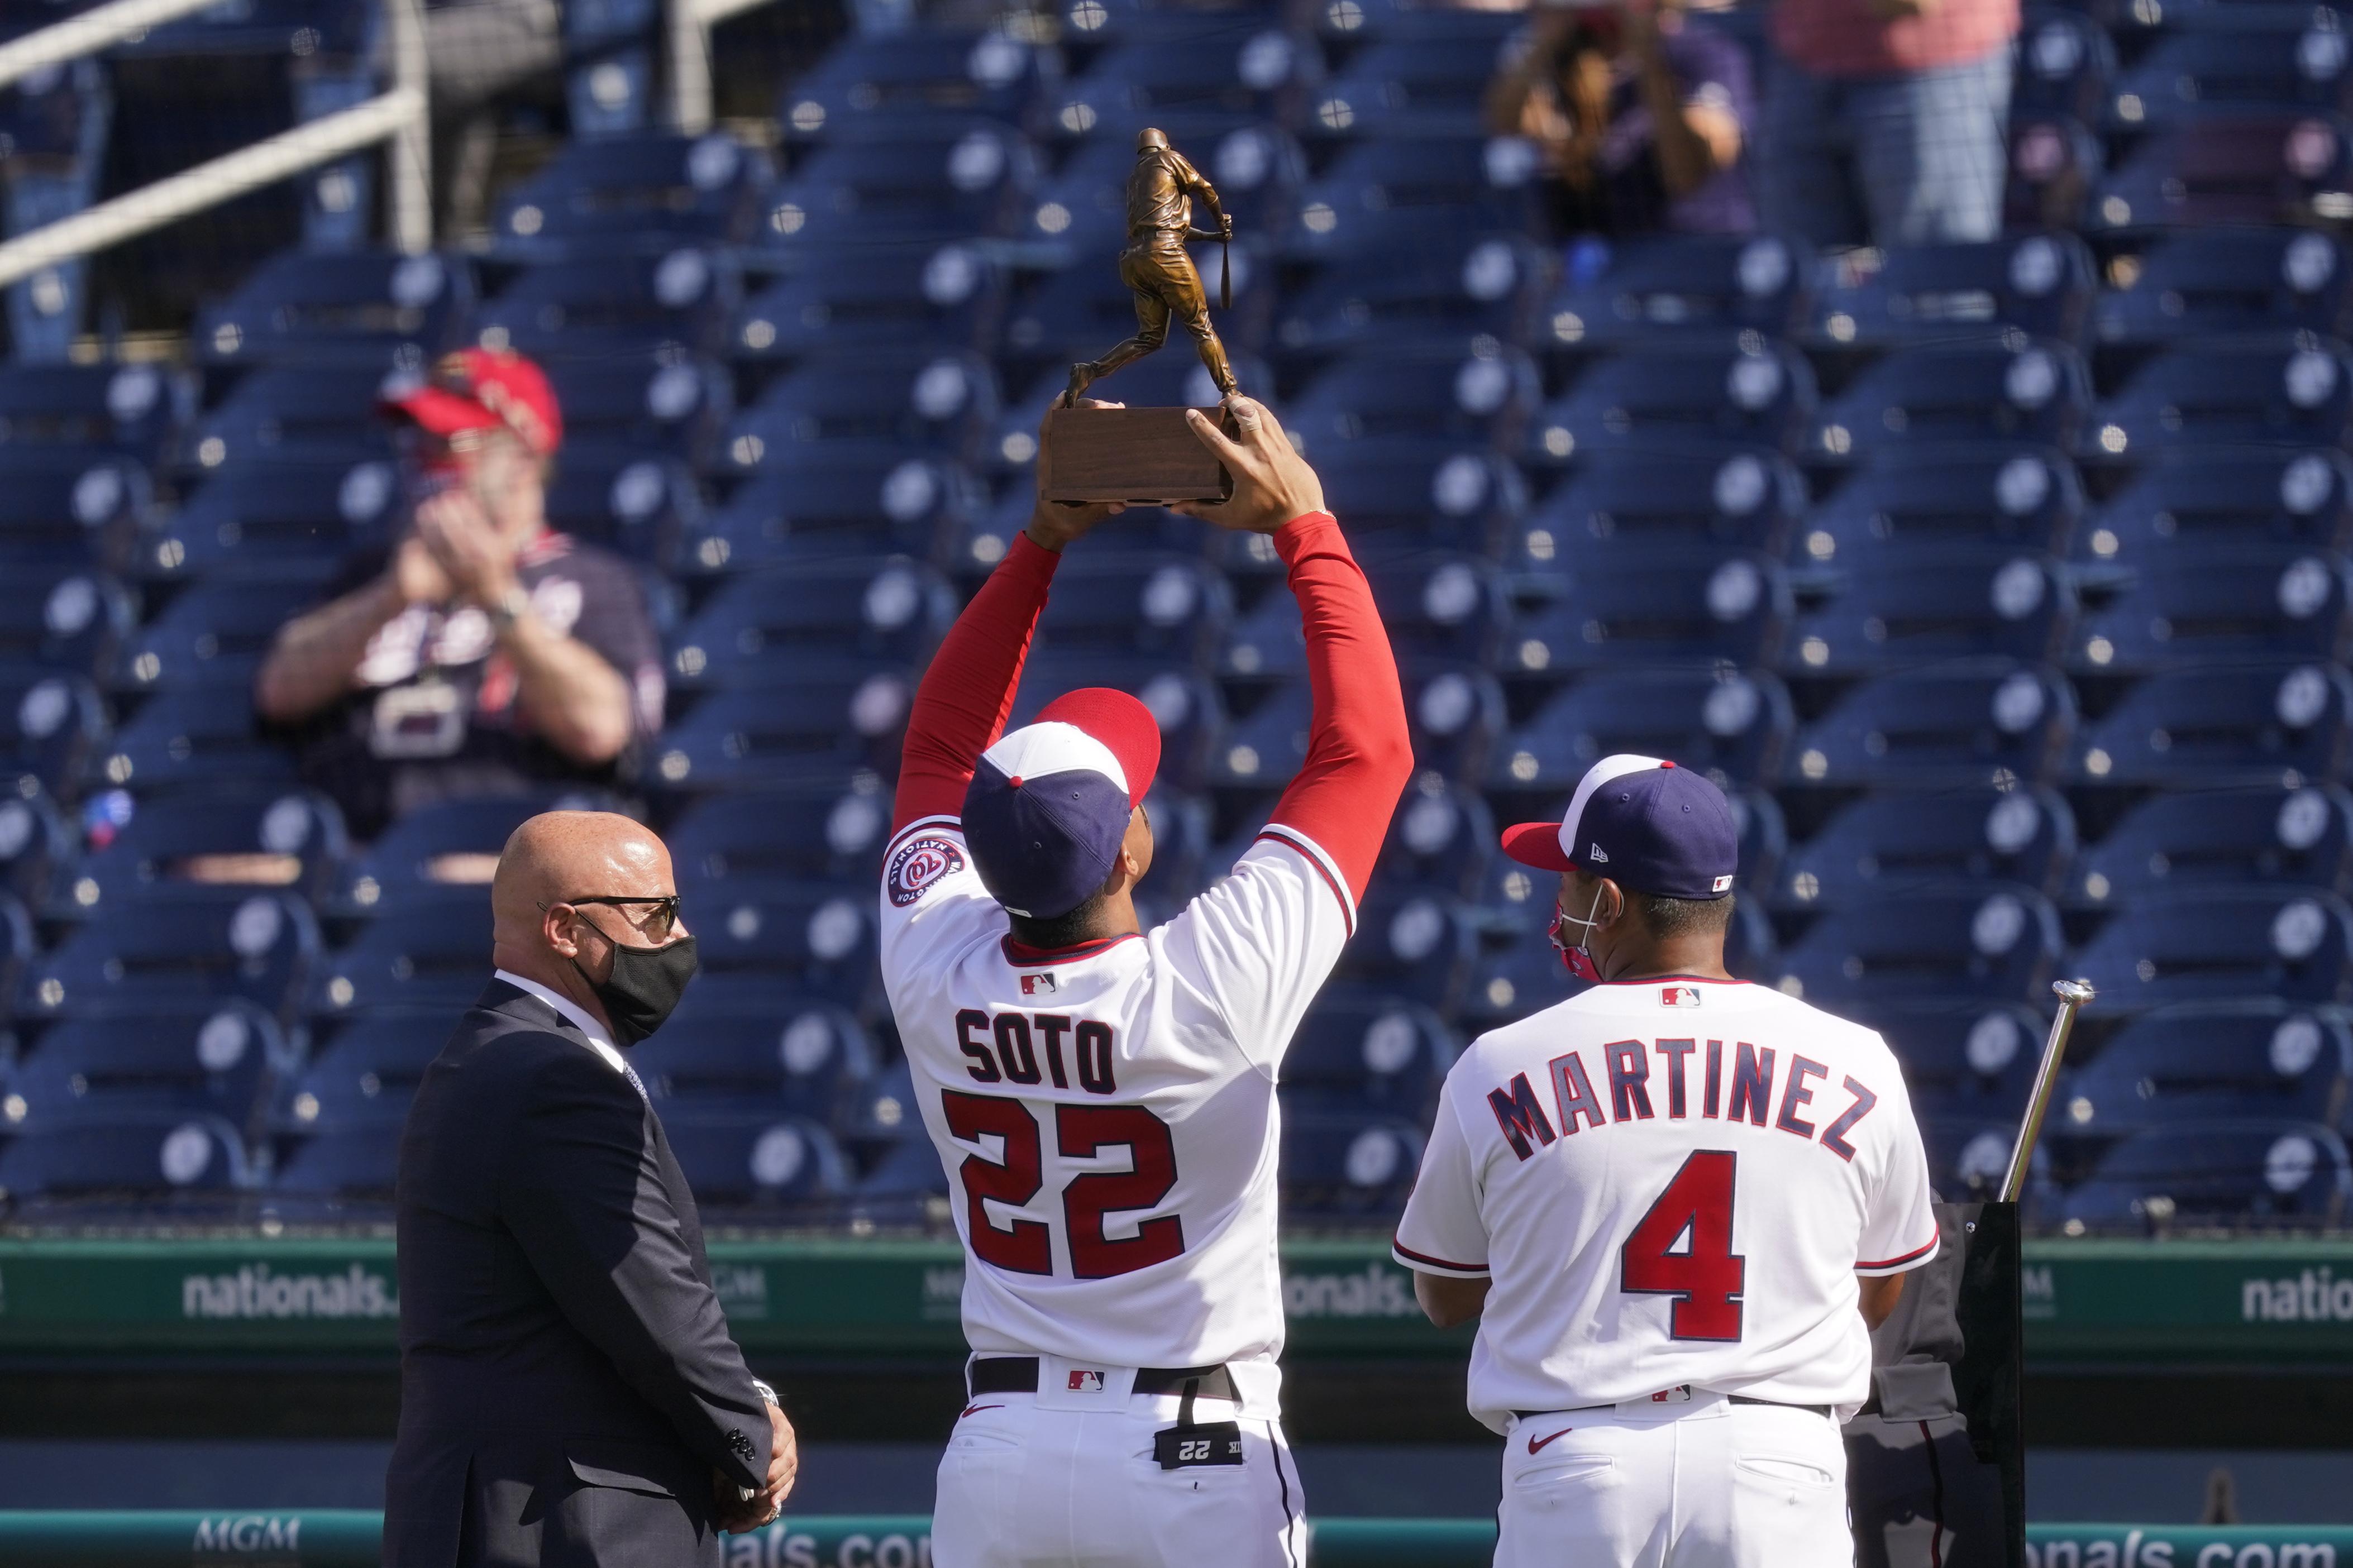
[{"xmin": 1041, "ymin": 126, "xmax": 1244, "ymax": 505}]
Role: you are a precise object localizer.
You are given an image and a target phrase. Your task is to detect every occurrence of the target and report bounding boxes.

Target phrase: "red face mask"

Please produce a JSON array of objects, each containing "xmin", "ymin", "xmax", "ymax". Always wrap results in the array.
[{"xmin": 1548, "ymin": 885, "xmax": 1609, "ymax": 983}]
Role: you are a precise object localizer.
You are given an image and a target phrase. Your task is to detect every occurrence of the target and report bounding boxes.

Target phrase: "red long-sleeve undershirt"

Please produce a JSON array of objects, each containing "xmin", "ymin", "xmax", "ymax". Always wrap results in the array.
[{"xmin": 890, "ymin": 513, "xmax": 1414, "ymax": 904}]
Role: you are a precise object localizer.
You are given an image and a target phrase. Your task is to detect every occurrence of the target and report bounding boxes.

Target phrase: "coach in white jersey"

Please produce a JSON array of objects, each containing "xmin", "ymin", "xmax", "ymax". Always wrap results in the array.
[
  {"xmin": 877, "ymin": 398, "xmax": 1413, "ymax": 1568},
  {"xmin": 1393, "ymin": 754, "xmax": 1940, "ymax": 1568}
]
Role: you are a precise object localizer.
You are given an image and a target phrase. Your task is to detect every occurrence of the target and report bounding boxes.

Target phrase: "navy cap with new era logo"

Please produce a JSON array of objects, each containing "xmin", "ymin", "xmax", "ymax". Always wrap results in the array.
[{"xmin": 1499, "ymin": 754, "xmax": 1738, "ymax": 899}]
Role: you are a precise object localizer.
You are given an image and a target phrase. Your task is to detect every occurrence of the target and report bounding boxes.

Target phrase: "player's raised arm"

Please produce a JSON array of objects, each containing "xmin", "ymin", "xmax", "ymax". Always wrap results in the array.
[
  {"xmin": 891, "ymin": 406, "xmax": 1127, "ymax": 833},
  {"xmin": 1178, "ymin": 398, "xmax": 1414, "ymax": 902}
]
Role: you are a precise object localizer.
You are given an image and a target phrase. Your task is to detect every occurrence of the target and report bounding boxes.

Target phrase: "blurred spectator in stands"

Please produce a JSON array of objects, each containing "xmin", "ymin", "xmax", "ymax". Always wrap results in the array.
[
  {"xmin": 426, "ymin": 0, "xmax": 562, "ymax": 236},
  {"xmin": 1758, "ymin": 0, "xmax": 2016, "ymax": 247},
  {"xmin": 1486, "ymin": 0, "xmax": 1755, "ymax": 237},
  {"xmin": 255, "ymin": 349, "xmax": 664, "ymax": 841}
]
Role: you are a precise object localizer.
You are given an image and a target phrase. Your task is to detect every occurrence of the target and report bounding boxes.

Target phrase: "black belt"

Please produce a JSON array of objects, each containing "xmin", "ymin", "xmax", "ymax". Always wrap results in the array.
[
  {"xmin": 969, "ymin": 1357, "xmax": 1238, "ymax": 1402},
  {"xmin": 1514, "ymin": 1394, "xmax": 1831, "ymax": 1419}
]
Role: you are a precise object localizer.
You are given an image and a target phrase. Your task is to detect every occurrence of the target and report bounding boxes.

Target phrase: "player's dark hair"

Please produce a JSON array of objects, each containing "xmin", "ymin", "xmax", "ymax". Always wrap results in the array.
[
  {"xmin": 1635, "ymin": 890, "xmax": 1735, "ymax": 940},
  {"xmin": 1006, "ymin": 891, "xmax": 1112, "ymax": 952}
]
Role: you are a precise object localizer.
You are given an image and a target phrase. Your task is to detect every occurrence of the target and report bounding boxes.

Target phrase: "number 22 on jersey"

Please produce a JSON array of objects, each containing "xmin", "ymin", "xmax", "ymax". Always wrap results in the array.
[
  {"xmin": 1620, "ymin": 1150, "xmax": 1745, "ymax": 1341},
  {"xmin": 943, "ymin": 1089, "xmax": 1186, "ymax": 1280}
]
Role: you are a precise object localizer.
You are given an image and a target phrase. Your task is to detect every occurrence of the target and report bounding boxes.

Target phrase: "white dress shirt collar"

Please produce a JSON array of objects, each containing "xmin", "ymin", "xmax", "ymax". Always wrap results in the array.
[{"xmin": 494, "ymin": 968, "xmax": 630, "ymax": 1077}]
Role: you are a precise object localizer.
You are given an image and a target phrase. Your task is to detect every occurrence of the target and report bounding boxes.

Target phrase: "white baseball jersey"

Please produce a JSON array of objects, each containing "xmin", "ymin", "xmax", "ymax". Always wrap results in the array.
[
  {"xmin": 878, "ymin": 814, "xmax": 1355, "ymax": 1379},
  {"xmin": 1394, "ymin": 976, "xmax": 1938, "ymax": 1432}
]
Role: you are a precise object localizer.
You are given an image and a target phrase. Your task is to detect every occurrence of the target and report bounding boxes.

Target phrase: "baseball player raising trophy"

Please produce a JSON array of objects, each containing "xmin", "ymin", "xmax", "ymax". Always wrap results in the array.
[
  {"xmin": 876, "ymin": 395, "xmax": 1413, "ymax": 1567},
  {"xmin": 1393, "ymin": 754, "xmax": 1941, "ymax": 1568}
]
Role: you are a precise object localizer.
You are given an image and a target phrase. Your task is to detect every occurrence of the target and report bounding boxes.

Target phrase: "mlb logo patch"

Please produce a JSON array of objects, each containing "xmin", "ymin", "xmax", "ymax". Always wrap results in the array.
[
  {"xmin": 1021, "ymin": 973, "xmax": 1057, "ymax": 996},
  {"xmin": 1662, "ymin": 986, "xmax": 1701, "ymax": 1008},
  {"xmin": 1067, "ymin": 1370, "xmax": 1104, "ymax": 1393}
]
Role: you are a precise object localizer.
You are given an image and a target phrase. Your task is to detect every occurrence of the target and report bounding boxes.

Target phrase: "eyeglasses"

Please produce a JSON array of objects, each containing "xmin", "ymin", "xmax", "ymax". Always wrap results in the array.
[{"xmin": 557, "ymin": 895, "xmax": 682, "ymax": 944}]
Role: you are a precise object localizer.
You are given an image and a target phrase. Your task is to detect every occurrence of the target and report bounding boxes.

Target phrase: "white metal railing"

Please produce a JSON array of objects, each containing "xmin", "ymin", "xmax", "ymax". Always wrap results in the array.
[{"xmin": 0, "ymin": 0, "xmax": 431, "ymax": 291}]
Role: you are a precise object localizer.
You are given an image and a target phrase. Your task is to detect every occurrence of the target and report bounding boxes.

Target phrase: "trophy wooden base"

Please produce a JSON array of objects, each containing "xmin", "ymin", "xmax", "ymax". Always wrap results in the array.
[{"xmin": 1038, "ymin": 404, "xmax": 1235, "ymax": 504}]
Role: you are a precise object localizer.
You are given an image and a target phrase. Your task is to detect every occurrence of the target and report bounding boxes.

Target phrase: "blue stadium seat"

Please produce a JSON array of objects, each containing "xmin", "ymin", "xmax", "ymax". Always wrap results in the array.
[
  {"xmin": 651, "ymin": 669, "xmax": 914, "ymax": 793},
  {"xmin": 1308, "ymin": 443, "xmax": 1526, "ymax": 553},
  {"xmin": 271, "ymin": 1121, "xmax": 406, "ymax": 1197},
  {"xmin": 145, "ymin": 457, "xmax": 399, "ymax": 584},
  {"xmin": 680, "ymin": 454, "xmax": 982, "ymax": 576},
  {"xmin": 2103, "ymin": 14, "xmax": 2353, "ymax": 130},
  {"xmin": 1009, "ymin": 658, "xmax": 1225, "ymax": 793},
  {"xmin": 1135, "ymin": 786, "xmax": 1216, "ymax": 912},
  {"xmin": 1048, "ymin": 18, "xmax": 1320, "ymax": 141},
  {"xmin": 669, "ymin": 559, "xmax": 956, "ymax": 688},
  {"xmin": 2063, "ymin": 1120, "xmax": 2351, "ymax": 1229},
  {"xmin": 2093, "ymin": 230, "xmax": 2353, "ymax": 345},
  {"xmin": 780, "ymin": 30, "xmax": 1058, "ymax": 147},
  {"xmin": 491, "ymin": 132, "xmax": 772, "ymax": 255},
  {"xmin": 2087, "ymin": 113, "xmax": 2353, "ymax": 233},
  {"xmin": 2012, "ymin": 12, "xmax": 2115, "ymax": 122},
  {"xmin": 1806, "ymin": 233, "xmax": 2094, "ymax": 346},
  {"xmin": 2069, "ymin": 785, "xmax": 2353, "ymax": 910},
  {"xmin": 0, "ymin": 362, "xmax": 184, "ymax": 464},
  {"xmin": 1458, "ymin": 899, "xmax": 1778, "ymax": 1030},
  {"xmin": 0, "ymin": 670, "xmax": 109, "ymax": 799},
  {"xmin": 0, "ymin": 1110, "xmax": 255, "ymax": 1201},
  {"xmin": 100, "ymin": 683, "xmax": 294, "ymax": 796},
  {"xmin": 664, "ymin": 1113, "xmax": 853, "ymax": 1208},
  {"xmin": 307, "ymin": 890, "xmax": 491, "ymax": 1019},
  {"xmin": 2069, "ymin": 887, "xmax": 2353, "ymax": 1010},
  {"xmin": 1, "ymin": 1002, "xmax": 288, "ymax": 1141},
  {"xmin": 2059, "ymin": 1001, "xmax": 2351, "ymax": 1146},
  {"xmin": 1530, "ymin": 340, "xmax": 1818, "ymax": 465},
  {"xmin": 2085, "ymin": 338, "xmax": 2353, "ymax": 460},
  {"xmin": 1281, "ymin": 995, "xmax": 1454, "ymax": 1115},
  {"xmin": 1843, "ymin": 998, "xmax": 2043, "ymax": 1121},
  {"xmin": 1790, "ymin": 660, "xmax": 2076, "ymax": 789},
  {"xmin": 1377, "ymin": 775, "xmax": 1496, "ymax": 900},
  {"xmin": 2073, "ymin": 545, "xmax": 2352, "ymax": 673},
  {"xmin": 1796, "ymin": 446, "xmax": 2080, "ymax": 570},
  {"xmin": 633, "ymin": 1002, "xmax": 875, "ymax": 1122},
  {"xmin": 669, "ymin": 783, "xmax": 894, "ymax": 899},
  {"xmin": 1281, "ymin": 1112, "xmax": 1424, "ymax": 1216},
  {"xmin": 1919, "ymin": 1117, "xmax": 2034, "ymax": 1202},
  {"xmin": 1810, "ymin": 340, "xmax": 2092, "ymax": 465},
  {"xmin": 0, "ymin": 787, "xmax": 73, "ymax": 911},
  {"xmin": 1540, "ymin": 235, "xmax": 1807, "ymax": 352},
  {"xmin": 1774, "ymin": 787, "xmax": 2076, "ymax": 910},
  {"xmin": 2075, "ymin": 450, "xmax": 2353, "ymax": 576},
  {"xmin": 1024, "ymin": 122, "xmax": 1304, "ymax": 254},
  {"xmin": 1304, "ymin": 9, "xmax": 1519, "ymax": 140},
  {"xmin": 330, "ymin": 793, "xmax": 596, "ymax": 917},
  {"xmin": 1784, "ymin": 548, "xmax": 2074, "ymax": 675},
  {"xmin": 1487, "ymin": 668, "xmax": 1794, "ymax": 798},
  {"xmin": 22, "ymin": 888, "xmax": 313, "ymax": 1023},
  {"xmin": 1035, "ymin": 555, "xmax": 1234, "ymax": 664},
  {"xmin": 2069, "ymin": 661, "xmax": 2352, "ymax": 786},
  {"xmin": 541, "ymin": 357, "xmax": 731, "ymax": 464},
  {"xmin": 1771, "ymin": 885, "xmax": 2062, "ymax": 1006},
  {"xmin": 183, "ymin": 363, "xmax": 400, "ymax": 471},
  {"xmin": 1282, "ymin": 134, "xmax": 1543, "ymax": 261},
  {"xmin": 1504, "ymin": 550, "xmax": 1791, "ymax": 675},
  {"xmin": 1282, "ymin": 343, "xmax": 1542, "ymax": 455},
  {"xmin": 0, "ymin": 451, "xmax": 149, "ymax": 572},
  {"xmin": 1205, "ymin": 675, "xmax": 1340, "ymax": 790},
  {"xmin": 65, "ymin": 790, "xmax": 346, "ymax": 919},
  {"xmin": 1331, "ymin": 891, "xmax": 1479, "ymax": 1013},
  {"xmin": 733, "ymin": 243, "xmax": 1010, "ymax": 363},
  {"xmin": 276, "ymin": 1014, "xmax": 450, "ymax": 1137},
  {"xmin": 542, "ymin": 449, "xmax": 699, "ymax": 564},
  {"xmin": 688, "ymin": 887, "xmax": 877, "ymax": 1012},
  {"xmin": 720, "ymin": 351, "xmax": 1000, "ymax": 471},
  {"xmin": 2004, "ymin": 114, "xmax": 2104, "ymax": 234},
  {"xmin": 0, "ymin": 570, "xmax": 135, "ymax": 681},
  {"xmin": 1400, "ymin": 662, "xmax": 1510, "ymax": 787},
  {"xmin": 760, "ymin": 119, "xmax": 1039, "ymax": 252},
  {"xmin": 1513, "ymin": 448, "xmax": 1806, "ymax": 567},
  {"xmin": 1275, "ymin": 233, "xmax": 1550, "ymax": 360},
  {"xmin": 1223, "ymin": 554, "xmax": 1507, "ymax": 679},
  {"xmin": 472, "ymin": 247, "xmax": 741, "ymax": 360},
  {"xmin": 116, "ymin": 566, "xmax": 326, "ymax": 695},
  {"xmin": 192, "ymin": 250, "xmax": 476, "ymax": 368}
]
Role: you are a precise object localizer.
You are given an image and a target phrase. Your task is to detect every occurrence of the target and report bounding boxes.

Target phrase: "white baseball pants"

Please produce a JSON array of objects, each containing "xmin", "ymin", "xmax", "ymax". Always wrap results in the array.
[
  {"xmin": 932, "ymin": 1392, "xmax": 1307, "ymax": 1568},
  {"xmin": 1499, "ymin": 1393, "xmax": 1852, "ymax": 1568}
]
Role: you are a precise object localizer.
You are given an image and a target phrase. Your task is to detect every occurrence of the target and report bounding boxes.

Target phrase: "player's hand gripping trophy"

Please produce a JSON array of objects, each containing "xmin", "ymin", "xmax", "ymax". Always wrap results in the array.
[{"xmin": 1062, "ymin": 126, "xmax": 1239, "ymax": 409}]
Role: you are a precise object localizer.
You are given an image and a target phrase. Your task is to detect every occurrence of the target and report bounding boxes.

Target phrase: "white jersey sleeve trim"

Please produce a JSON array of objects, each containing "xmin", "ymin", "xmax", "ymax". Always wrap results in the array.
[
  {"xmin": 1392, "ymin": 1238, "xmax": 1491, "ymax": 1279},
  {"xmin": 1253, "ymin": 823, "xmax": 1356, "ymax": 937},
  {"xmin": 884, "ymin": 814, "xmax": 963, "ymax": 861},
  {"xmin": 1855, "ymin": 1233, "xmax": 1941, "ymax": 1276}
]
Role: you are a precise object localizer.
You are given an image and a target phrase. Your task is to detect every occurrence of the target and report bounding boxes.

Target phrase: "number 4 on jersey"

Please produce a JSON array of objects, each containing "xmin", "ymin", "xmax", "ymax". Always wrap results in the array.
[{"xmin": 1619, "ymin": 1150, "xmax": 1745, "ymax": 1341}]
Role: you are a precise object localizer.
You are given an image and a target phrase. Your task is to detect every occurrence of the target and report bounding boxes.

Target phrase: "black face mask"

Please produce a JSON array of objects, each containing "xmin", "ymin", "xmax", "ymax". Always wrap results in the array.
[{"xmin": 575, "ymin": 935, "xmax": 699, "ymax": 1046}]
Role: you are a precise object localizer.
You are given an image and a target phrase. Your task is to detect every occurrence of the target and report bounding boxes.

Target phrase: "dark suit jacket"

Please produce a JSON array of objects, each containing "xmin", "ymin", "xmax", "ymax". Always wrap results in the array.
[{"xmin": 385, "ymin": 981, "xmax": 771, "ymax": 1568}]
